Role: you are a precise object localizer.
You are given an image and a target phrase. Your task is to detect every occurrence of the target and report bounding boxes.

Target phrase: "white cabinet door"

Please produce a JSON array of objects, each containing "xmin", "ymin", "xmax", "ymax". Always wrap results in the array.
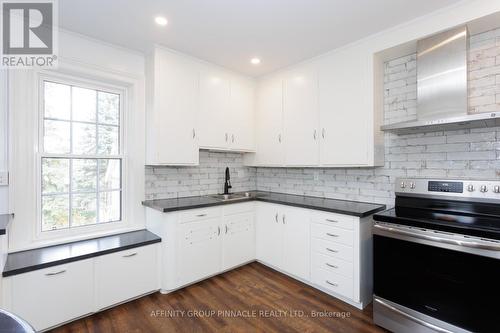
[
  {"xmin": 282, "ymin": 206, "xmax": 311, "ymax": 281},
  {"xmin": 10, "ymin": 260, "xmax": 94, "ymax": 331},
  {"xmin": 283, "ymin": 65, "xmax": 320, "ymax": 166},
  {"xmin": 222, "ymin": 212, "xmax": 255, "ymax": 270},
  {"xmin": 198, "ymin": 68, "xmax": 230, "ymax": 149},
  {"xmin": 95, "ymin": 245, "xmax": 159, "ymax": 310},
  {"xmin": 255, "ymin": 203, "xmax": 283, "ymax": 267},
  {"xmin": 229, "ymin": 76, "xmax": 255, "ymax": 151},
  {"xmin": 178, "ymin": 217, "xmax": 222, "ymax": 285},
  {"xmin": 318, "ymin": 48, "xmax": 370, "ymax": 166},
  {"xmin": 153, "ymin": 49, "xmax": 199, "ymax": 165},
  {"xmin": 255, "ymin": 76, "xmax": 285, "ymax": 166}
]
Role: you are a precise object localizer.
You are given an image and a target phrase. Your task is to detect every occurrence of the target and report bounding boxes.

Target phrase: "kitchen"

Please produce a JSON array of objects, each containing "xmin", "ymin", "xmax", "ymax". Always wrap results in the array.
[{"xmin": 0, "ymin": 0, "xmax": 500, "ymax": 332}]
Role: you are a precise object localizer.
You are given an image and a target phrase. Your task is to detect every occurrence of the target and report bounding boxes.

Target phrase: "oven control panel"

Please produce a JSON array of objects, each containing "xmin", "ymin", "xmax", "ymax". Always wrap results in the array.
[
  {"xmin": 396, "ymin": 178, "xmax": 500, "ymax": 200},
  {"xmin": 428, "ymin": 181, "xmax": 463, "ymax": 193}
]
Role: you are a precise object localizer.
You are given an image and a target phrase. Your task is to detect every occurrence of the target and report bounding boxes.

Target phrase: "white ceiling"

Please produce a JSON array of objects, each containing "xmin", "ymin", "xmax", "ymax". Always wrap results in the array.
[{"xmin": 59, "ymin": 0, "xmax": 461, "ymax": 77}]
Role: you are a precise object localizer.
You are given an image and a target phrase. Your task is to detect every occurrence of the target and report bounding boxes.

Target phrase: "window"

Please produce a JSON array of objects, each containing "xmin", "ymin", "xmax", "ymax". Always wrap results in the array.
[{"xmin": 40, "ymin": 79, "xmax": 122, "ymax": 232}]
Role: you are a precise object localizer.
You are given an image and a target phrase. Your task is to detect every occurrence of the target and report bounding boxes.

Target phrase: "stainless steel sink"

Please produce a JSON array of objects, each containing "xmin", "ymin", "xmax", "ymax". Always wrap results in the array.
[{"xmin": 206, "ymin": 192, "xmax": 251, "ymax": 202}]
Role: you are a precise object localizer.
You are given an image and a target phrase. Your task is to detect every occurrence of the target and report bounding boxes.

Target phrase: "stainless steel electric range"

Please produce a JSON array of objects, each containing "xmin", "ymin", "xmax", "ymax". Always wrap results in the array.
[{"xmin": 373, "ymin": 178, "xmax": 500, "ymax": 333}]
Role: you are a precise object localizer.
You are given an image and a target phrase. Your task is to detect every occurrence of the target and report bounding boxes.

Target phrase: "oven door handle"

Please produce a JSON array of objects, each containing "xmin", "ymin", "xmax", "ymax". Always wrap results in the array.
[
  {"xmin": 373, "ymin": 223, "xmax": 500, "ymax": 252},
  {"xmin": 374, "ymin": 298, "xmax": 454, "ymax": 333}
]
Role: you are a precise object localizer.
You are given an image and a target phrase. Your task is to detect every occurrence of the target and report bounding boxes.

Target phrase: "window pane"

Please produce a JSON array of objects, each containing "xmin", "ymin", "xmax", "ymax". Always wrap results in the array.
[
  {"xmin": 42, "ymin": 158, "xmax": 69, "ymax": 194},
  {"xmin": 72, "ymin": 193, "xmax": 97, "ymax": 227},
  {"xmin": 98, "ymin": 91, "xmax": 119, "ymax": 125},
  {"xmin": 97, "ymin": 125, "xmax": 119, "ymax": 155},
  {"xmin": 72, "ymin": 159, "xmax": 97, "ymax": 192},
  {"xmin": 42, "ymin": 195, "xmax": 69, "ymax": 231},
  {"xmin": 44, "ymin": 82, "xmax": 70, "ymax": 120},
  {"xmin": 99, "ymin": 159, "xmax": 121, "ymax": 190},
  {"xmin": 72, "ymin": 122, "xmax": 96, "ymax": 155},
  {"xmin": 44, "ymin": 120, "xmax": 70, "ymax": 154},
  {"xmin": 99, "ymin": 191, "xmax": 121, "ymax": 223},
  {"xmin": 72, "ymin": 87, "xmax": 96, "ymax": 122}
]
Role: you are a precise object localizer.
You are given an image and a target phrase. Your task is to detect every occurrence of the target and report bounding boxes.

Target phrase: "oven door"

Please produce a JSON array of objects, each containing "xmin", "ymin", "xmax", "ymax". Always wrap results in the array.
[{"xmin": 373, "ymin": 223, "xmax": 500, "ymax": 333}]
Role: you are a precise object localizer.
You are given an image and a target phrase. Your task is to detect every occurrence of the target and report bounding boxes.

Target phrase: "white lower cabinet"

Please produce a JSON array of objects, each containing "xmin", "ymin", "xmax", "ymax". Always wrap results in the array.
[
  {"xmin": 8, "ymin": 259, "xmax": 94, "ymax": 331},
  {"xmin": 3, "ymin": 244, "xmax": 160, "ymax": 331},
  {"xmin": 222, "ymin": 211, "xmax": 255, "ymax": 270},
  {"xmin": 95, "ymin": 244, "xmax": 159, "ymax": 310}
]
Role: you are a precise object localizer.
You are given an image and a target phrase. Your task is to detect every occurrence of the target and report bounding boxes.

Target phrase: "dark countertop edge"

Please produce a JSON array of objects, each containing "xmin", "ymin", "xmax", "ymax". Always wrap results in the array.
[
  {"xmin": 2, "ymin": 233, "xmax": 161, "ymax": 278},
  {"xmin": 142, "ymin": 194, "xmax": 386, "ymax": 218}
]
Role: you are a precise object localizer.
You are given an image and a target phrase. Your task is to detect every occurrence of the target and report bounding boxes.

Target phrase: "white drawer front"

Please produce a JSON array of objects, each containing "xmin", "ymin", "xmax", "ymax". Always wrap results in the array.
[
  {"xmin": 95, "ymin": 244, "xmax": 159, "ymax": 310},
  {"xmin": 311, "ymin": 211, "xmax": 355, "ymax": 230},
  {"xmin": 312, "ymin": 266, "xmax": 353, "ymax": 300},
  {"xmin": 312, "ymin": 252, "xmax": 353, "ymax": 278},
  {"xmin": 10, "ymin": 259, "xmax": 94, "ymax": 331},
  {"xmin": 179, "ymin": 207, "xmax": 222, "ymax": 223},
  {"xmin": 312, "ymin": 238, "xmax": 354, "ymax": 262},
  {"xmin": 223, "ymin": 201, "xmax": 255, "ymax": 215},
  {"xmin": 312, "ymin": 223, "xmax": 354, "ymax": 247}
]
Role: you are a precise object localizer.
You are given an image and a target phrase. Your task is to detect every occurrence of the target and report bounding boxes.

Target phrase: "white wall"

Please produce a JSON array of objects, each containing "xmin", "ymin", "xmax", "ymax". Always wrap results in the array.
[
  {"xmin": 0, "ymin": 70, "xmax": 8, "ymax": 214},
  {"xmin": 8, "ymin": 30, "xmax": 146, "ymax": 251}
]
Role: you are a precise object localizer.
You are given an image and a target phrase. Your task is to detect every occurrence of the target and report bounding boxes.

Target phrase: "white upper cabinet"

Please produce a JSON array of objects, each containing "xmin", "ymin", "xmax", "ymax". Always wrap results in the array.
[
  {"xmin": 198, "ymin": 67, "xmax": 231, "ymax": 149},
  {"xmin": 253, "ymin": 75, "xmax": 285, "ymax": 166},
  {"xmin": 318, "ymin": 47, "xmax": 381, "ymax": 166},
  {"xmin": 283, "ymin": 65, "xmax": 320, "ymax": 166},
  {"xmin": 228, "ymin": 76, "xmax": 256, "ymax": 151},
  {"xmin": 146, "ymin": 48, "xmax": 199, "ymax": 165}
]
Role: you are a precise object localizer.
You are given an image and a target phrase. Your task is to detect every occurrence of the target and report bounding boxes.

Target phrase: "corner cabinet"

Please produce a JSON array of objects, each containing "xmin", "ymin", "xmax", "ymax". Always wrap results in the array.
[
  {"xmin": 146, "ymin": 47, "xmax": 256, "ymax": 165},
  {"xmin": 146, "ymin": 47, "xmax": 199, "ymax": 165}
]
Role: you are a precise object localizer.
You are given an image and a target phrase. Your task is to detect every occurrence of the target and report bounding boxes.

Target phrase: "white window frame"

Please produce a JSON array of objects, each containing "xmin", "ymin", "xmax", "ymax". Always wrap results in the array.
[{"xmin": 35, "ymin": 72, "xmax": 129, "ymax": 240}]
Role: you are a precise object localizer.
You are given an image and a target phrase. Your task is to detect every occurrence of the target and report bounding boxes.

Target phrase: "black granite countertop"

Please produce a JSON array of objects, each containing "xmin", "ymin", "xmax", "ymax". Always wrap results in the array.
[
  {"xmin": 2, "ymin": 230, "xmax": 161, "ymax": 277},
  {"xmin": 142, "ymin": 191, "xmax": 386, "ymax": 218},
  {"xmin": 0, "ymin": 214, "xmax": 12, "ymax": 235}
]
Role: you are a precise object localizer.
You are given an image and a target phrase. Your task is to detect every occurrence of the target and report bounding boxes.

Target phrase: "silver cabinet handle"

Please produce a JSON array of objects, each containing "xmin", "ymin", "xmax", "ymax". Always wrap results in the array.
[
  {"xmin": 326, "ymin": 263, "xmax": 338, "ymax": 269},
  {"xmin": 326, "ymin": 233, "xmax": 339, "ymax": 238},
  {"xmin": 275, "ymin": 213, "xmax": 279, "ymax": 223},
  {"xmin": 313, "ymin": 129, "xmax": 317, "ymax": 140},
  {"xmin": 225, "ymin": 133, "xmax": 228, "ymax": 142},
  {"xmin": 326, "ymin": 280, "xmax": 338, "ymax": 287},
  {"xmin": 326, "ymin": 247, "xmax": 338, "ymax": 253},
  {"xmin": 373, "ymin": 223, "xmax": 500, "ymax": 251},
  {"xmin": 218, "ymin": 226, "xmax": 221, "ymax": 236},
  {"xmin": 322, "ymin": 128, "xmax": 325, "ymax": 139},
  {"xmin": 374, "ymin": 298, "xmax": 453, "ymax": 333},
  {"xmin": 282, "ymin": 214, "xmax": 286, "ymax": 224},
  {"xmin": 225, "ymin": 225, "xmax": 228, "ymax": 234},
  {"xmin": 325, "ymin": 219, "xmax": 338, "ymax": 223},
  {"xmin": 231, "ymin": 134, "xmax": 235, "ymax": 143},
  {"xmin": 192, "ymin": 128, "xmax": 196, "ymax": 139},
  {"xmin": 278, "ymin": 134, "xmax": 282, "ymax": 143},
  {"xmin": 196, "ymin": 214, "xmax": 207, "ymax": 217},
  {"xmin": 123, "ymin": 253, "xmax": 137, "ymax": 258},
  {"xmin": 45, "ymin": 270, "xmax": 66, "ymax": 276}
]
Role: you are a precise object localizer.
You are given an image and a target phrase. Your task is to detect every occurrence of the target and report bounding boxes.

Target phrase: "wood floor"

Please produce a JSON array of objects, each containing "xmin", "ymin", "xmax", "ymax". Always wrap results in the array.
[{"xmin": 51, "ymin": 262, "xmax": 387, "ymax": 333}]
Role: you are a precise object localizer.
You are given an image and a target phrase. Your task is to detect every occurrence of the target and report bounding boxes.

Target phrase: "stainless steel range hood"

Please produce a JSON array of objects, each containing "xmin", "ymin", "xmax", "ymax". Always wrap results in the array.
[{"xmin": 381, "ymin": 26, "xmax": 500, "ymax": 134}]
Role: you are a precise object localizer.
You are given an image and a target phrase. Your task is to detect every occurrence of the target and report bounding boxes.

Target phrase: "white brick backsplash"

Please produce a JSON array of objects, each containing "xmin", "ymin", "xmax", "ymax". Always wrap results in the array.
[{"xmin": 145, "ymin": 30, "xmax": 500, "ymax": 207}]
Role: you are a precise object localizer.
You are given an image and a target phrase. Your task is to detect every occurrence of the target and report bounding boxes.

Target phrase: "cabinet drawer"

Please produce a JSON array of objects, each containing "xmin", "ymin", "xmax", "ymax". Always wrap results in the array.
[
  {"xmin": 312, "ymin": 252, "xmax": 353, "ymax": 278},
  {"xmin": 311, "ymin": 211, "xmax": 355, "ymax": 230},
  {"xmin": 10, "ymin": 259, "xmax": 94, "ymax": 331},
  {"xmin": 179, "ymin": 207, "xmax": 222, "ymax": 223},
  {"xmin": 312, "ymin": 267, "xmax": 353, "ymax": 300},
  {"xmin": 95, "ymin": 244, "xmax": 159, "ymax": 310},
  {"xmin": 312, "ymin": 238, "xmax": 353, "ymax": 262},
  {"xmin": 312, "ymin": 223, "xmax": 354, "ymax": 246}
]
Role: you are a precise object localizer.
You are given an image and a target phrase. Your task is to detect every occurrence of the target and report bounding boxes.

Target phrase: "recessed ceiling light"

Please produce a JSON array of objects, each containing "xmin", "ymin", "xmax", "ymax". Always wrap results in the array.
[
  {"xmin": 250, "ymin": 58, "xmax": 261, "ymax": 65},
  {"xmin": 155, "ymin": 16, "xmax": 168, "ymax": 26}
]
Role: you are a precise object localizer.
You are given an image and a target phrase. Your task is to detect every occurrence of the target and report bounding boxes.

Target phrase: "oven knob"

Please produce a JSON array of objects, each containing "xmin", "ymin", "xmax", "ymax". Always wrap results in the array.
[
  {"xmin": 409, "ymin": 182, "xmax": 416, "ymax": 189},
  {"xmin": 494, "ymin": 185, "xmax": 500, "ymax": 193},
  {"xmin": 480, "ymin": 185, "xmax": 488, "ymax": 193},
  {"xmin": 467, "ymin": 184, "xmax": 475, "ymax": 192},
  {"xmin": 400, "ymin": 182, "xmax": 406, "ymax": 189}
]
